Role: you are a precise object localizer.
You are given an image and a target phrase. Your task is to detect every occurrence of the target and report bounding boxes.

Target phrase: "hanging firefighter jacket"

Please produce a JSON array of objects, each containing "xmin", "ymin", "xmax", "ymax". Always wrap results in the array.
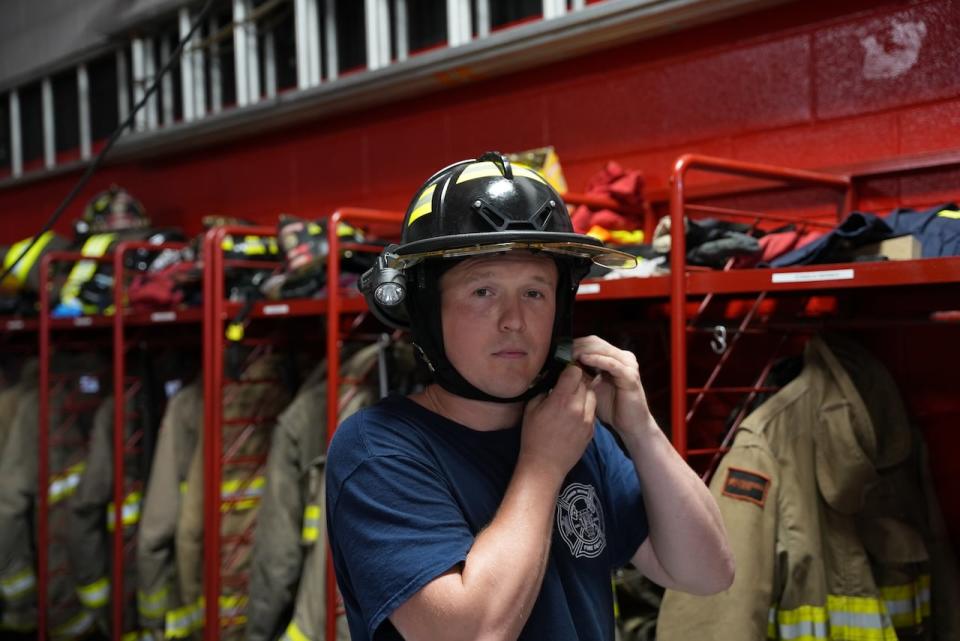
[
  {"xmin": 657, "ymin": 335, "xmax": 960, "ymax": 641},
  {"xmin": 135, "ymin": 379, "xmax": 204, "ymax": 637},
  {"xmin": 0, "ymin": 353, "xmax": 107, "ymax": 639},
  {"xmin": 173, "ymin": 352, "xmax": 294, "ymax": 640},
  {"xmin": 66, "ymin": 391, "xmax": 151, "ymax": 638},
  {"xmin": 0, "ymin": 358, "xmax": 39, "ymax": 634},
  {"xmin": 247, "ymin": 342, "xmax": 396, "ymax": 641}
]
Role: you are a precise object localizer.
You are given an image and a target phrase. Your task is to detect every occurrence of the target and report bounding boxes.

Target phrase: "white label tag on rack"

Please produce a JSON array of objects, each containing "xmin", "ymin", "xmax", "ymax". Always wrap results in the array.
[
  {"xmin": 772, "ymin": 268, "xmax": 854, "ymax": 284},
  {"xmin": 577, "ymin": 283, "xmax": 601, "ymax": 295},
  {"xmin": 74, "ymin": 317, "xmax": 93, "ymax": 327},
  {"xmin": 6, "ymin": 320, "xmax": 24, "ymax": 330},
  {"xmin": 263, "ymin": 304, "xmax": 290, "ymax": 316},
  {"xmin": 150, "ymin": 311, "xmax": 177, "ymax": 323}
]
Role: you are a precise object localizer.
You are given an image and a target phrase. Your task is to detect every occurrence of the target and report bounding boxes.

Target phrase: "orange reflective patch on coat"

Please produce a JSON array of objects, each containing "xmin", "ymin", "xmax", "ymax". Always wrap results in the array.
[{"xmin": 722, "ymin": 467, "xmax": 771, "ymax": 508}]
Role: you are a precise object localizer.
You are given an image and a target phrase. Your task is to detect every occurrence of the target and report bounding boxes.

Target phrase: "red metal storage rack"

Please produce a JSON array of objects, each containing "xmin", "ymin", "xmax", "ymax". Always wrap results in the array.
[
  {"xmin": 36, "ymin": 244, "xmax": 201, "ymax": 640},
  {"xmin": 109, "ymin": 241, "xmax": 201, "ymax": 641},
  {"xmin": 664, "ymin": 153, "xmax": 960, "ymax": 471},
  {"xmin": 202, "ymin": 211, "xmax": 402, "ymax": 641}
]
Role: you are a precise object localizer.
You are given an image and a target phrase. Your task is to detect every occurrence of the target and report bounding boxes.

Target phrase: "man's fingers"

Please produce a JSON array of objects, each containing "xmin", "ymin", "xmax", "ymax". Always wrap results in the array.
[
  {"xmin": 583, "ymin": 388, "xmax": 597, "ymax": 424},
  {"xmin": 553, "ymin": 363, "xmax": 584, "ymax": 396}
]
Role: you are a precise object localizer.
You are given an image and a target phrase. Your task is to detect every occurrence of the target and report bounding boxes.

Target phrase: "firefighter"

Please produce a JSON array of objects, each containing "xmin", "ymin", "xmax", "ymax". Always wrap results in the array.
[{"xmin": 328, "ymin": 152, "xmax": 733, "ymax": 641}]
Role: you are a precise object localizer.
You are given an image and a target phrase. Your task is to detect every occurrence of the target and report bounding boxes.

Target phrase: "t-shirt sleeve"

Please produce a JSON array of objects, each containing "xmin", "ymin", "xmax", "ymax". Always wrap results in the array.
[
  {"xmin": 595, "ymin": 424, "xmax": 649, "ymax": 569},
  {"xmin": 330, "ymin": 453, "xmax": 475, "ymax": 639}
]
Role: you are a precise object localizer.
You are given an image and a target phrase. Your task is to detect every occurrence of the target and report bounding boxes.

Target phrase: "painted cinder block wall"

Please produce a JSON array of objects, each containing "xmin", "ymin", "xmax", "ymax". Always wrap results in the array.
[{"xmin": 2, "ymin": 0, "xmax": 959, "ymax": 537}]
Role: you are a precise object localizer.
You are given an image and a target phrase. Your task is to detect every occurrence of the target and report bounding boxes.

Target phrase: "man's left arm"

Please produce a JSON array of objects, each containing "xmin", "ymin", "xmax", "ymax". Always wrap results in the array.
[{"xmin": 573, "ymin": 336, "xmax": 734, "ymax": 596}]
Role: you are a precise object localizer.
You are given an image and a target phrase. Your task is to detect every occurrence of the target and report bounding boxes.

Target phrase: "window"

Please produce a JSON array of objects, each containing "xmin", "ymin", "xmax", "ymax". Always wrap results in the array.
[
  {"xmin": 489, "ymin": 0, "xmax": 541, "ymax": 30},
  {"xmin": 408, "ymin": 0, "xmax": 446, "ymax": 53},
  {"xmin": 0, "ymin": 94, "xmax": 10, "ymax": 174},
  {"xmin": 208, "ymin": 4, "xmax": 237, "ymax": 110},
  {"xmin": 52, "ymin": 70, "xmax": 80, "ymax": 155},
  {"xmin": 156, "ymin": 22, "xmax": 184, "ymax": 125},
  {"xmin": 336, "ymin": 0, "xmax": 366, "ymax": 74},
  {"xmin": 88, "ymin": 53, "xmax": 120, "ymax": 142},
  {"xmin": 18, "ymin": 82, "xmax": 44, "ymax": 169},
  {"xmin": 257, "ymin": 0, "xmax": 298, "ymax": 95}
]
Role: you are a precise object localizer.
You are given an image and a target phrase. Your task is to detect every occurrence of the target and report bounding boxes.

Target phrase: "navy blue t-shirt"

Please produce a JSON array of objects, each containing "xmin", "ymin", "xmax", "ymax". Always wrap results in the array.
[{"xmin": 326, "ymin": 395, "xmax": 649, "ymax": 641}]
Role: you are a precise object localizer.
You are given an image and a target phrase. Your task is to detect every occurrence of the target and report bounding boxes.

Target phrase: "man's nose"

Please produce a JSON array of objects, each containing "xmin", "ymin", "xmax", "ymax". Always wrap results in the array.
[{"xmin": 499, "ymin": 295, "xmax": 526, "ymax": 332}]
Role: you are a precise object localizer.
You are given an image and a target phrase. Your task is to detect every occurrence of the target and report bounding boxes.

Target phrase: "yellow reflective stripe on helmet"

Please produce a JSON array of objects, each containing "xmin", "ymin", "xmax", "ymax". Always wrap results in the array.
[
  {"xmin": 107, "ymin": 490, "xmax": 143, "ymax": 530},
  {"xmin": 137, "ymin": 586, "xmax": 169, "ymax": 619},
  {"xmin": 77, "ymin": 577, "xmax": 110, "ymax": 609},
  {"xmin": 281, "ymin": 620, "xmax": 312, "ymax": 641},
  {"xmin": 2, "ymin": 232, "xmax": 56, "ymax": 289},
  {"xmin": 937, "ymin": 209, "xmax": 960, "ymax": 219},
  {"xmin": 301, "ymin": 504, "xmax": 322, "ymax": 543},
  {"xmin": 407, "ymin": 184, "xmax": 436, "ymax": 226},
  {"xmin": 221, "ymin": 235, "xmax": 279, "ymax": 256},
  {"xmin": 220, "ymin": 476, "xmax": 265, "ymax": 511},
  {"xmin": 881, "ymin": 575, "xmax": 931, "ymax": 628},
  {"xmin": 0, "ymin": 567, "xmax": 36, "ymax": 599},
  {"xmin": 49, "ymin": 462, "xmax": 87, "ymax": 504},
  {"xmin": 60, "ymin": 233, "xmax": 116, "ymax": 305},
  {"xmin": 456, "ymin": 162, "xmax": 548, "ymax": 186},
  {"xmin": 51, "ymin": 608, "xmax": 97, "ymax": 639}
]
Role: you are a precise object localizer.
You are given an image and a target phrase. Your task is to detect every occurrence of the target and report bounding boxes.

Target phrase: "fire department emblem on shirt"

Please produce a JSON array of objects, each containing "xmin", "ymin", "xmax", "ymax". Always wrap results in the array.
[{"xmin": 556, "ymin": 482, "xmax": 606, "ymax": 559}]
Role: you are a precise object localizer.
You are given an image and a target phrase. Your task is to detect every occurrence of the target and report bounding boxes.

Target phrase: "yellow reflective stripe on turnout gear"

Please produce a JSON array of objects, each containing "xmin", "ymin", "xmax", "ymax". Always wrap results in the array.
[
  {"xmin": 51, "ymin": 608, "xmax": 97, "ymax": 639},
  {"xmin": 880, "ymin": 575, "xmax": 931, "ymax": 628},
  {"xmin": 179, "ymin": 481, "xmax": 188, "ymax": 494},
  {"xmin": 49, "ymin": 462, "xmax": 87, "ymax": 504},
  {"xmin": 59, "ymin": 233, "xmax": 116, "ymax": 305},
  {"xmin": 137, "ymin": 586, "xmax": 169, "ymax": 619},
  {"xmin": 0, "ymin": 610, "xmax": 36, "ymax": 632},
  {"xmin": 165, "ymin": 599, "xmax": 203, "ymax": 638},
  {"xmin": 281, "ymin": 620, "xmax": 312, "ymax": 641},
  {"xmin": 0, "ymin": 567, "xmax": 36, "ymax": 599},
  {"xmin": 107, "ymin": 490, "xmax": 143, "ymax": 530},
  {"xmin": 767, "ymin": 608, "xmax": 777, "ymax": 639},
  {"xmin": 220, "ymin": 476, "xmax": 265, "ymax": 511},
  {"xmin": 773, "ymin": 595, "xmax": 898, "ymax": 641},
  {"xmin": 301, "ymin": 504, "xmax": 321, "ymax": 543},
  {"xmin": 407, "ymin": 184, "xmax": 436, "ymax": 226},
  {"xmin": 2, "ymin": 232, "xmax": 56, "ymax": 289},
  {"xmin": 165, "ymin": 595, "xmax": 248, "ymax": 637},
  {"xmin": 76, "ymin": 576, "xmax": 110, "ymax": 608}
]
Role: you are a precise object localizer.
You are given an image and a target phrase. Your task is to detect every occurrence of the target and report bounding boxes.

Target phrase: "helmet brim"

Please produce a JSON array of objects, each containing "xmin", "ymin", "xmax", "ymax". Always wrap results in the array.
[{"xmin": 392, "ymin": 232, "xmax": 638, "ymax": 270}]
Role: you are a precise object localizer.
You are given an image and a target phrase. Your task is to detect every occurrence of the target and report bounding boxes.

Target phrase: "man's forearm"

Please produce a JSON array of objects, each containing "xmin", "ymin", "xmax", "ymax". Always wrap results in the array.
[
  {"xmin": 456, "ymin": 455, "xmax": 561, "ymax": 640},
  {"xmin": 394, "ymin": 455, "xmax": 561, "ymax": 641},
  {"xmin": 622, "ymin": 417, "xmax": 734, "ymax": 595}
]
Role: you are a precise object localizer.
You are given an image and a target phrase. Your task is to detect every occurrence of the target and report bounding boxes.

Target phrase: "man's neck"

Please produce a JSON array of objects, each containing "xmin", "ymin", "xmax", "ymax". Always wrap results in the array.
[{"xmin": 411, "ymin": 384, "xmax": 524, "ymax": 431}]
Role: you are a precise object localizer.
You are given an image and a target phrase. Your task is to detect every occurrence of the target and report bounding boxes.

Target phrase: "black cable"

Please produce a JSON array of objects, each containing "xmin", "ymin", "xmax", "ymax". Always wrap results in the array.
[{"xmin": 0, "ymin": 0, "xmax": 217, "ymax": 288}]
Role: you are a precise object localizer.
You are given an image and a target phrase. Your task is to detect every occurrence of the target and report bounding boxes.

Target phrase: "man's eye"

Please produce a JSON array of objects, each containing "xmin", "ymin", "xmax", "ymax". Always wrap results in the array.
[
  {"xmin": 526, "ymin": 289, "xmax": 544, "ymax": 299},
  {"xmin": 474, "ymin": 287, "xmax": 491, "ymax": 297}
]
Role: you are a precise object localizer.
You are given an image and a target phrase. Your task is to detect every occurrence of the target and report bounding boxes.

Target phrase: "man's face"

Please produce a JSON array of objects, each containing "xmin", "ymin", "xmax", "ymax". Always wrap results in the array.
[{"xmin": 440, "ymin": 252, "xmax": 558, "ymax": 399}]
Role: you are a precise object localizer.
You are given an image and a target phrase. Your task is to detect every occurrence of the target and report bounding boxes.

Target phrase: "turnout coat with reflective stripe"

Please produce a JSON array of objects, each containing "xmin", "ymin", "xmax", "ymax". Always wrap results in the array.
[
  {"xmin": 248, "ymin": 342, "xmax": 394, "ymax": 641},
  {"xmin": 174, "ymin": 353, "xmax": 293, "ymax": 640},
  {"xmin": 67, "ymin": 393, "xmax": 150, "ymax": 636},
  {"xmin": 135, "ymin": 380, "xmax": 203, "ymax": 633},
  {"xmin": 657, "ymin": 336, "xmax": 960, "ymax": 641}
]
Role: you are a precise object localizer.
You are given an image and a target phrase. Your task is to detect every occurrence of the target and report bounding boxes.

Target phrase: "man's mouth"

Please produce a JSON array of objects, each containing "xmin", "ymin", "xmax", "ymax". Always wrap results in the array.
[{"xmin": 493, "ymin": 349, "xmax": 527, "ymax": 359}]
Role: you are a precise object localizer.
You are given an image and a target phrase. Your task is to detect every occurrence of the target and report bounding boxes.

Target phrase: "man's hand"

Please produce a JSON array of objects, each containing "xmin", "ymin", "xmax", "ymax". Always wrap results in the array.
[
  {"xmin": 521, "ymin": 364, "xmax": 596, "ymax": 480},
  {"xmin": 571, "ymin": 335, "xmax": 653, "ymax": 438}
]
